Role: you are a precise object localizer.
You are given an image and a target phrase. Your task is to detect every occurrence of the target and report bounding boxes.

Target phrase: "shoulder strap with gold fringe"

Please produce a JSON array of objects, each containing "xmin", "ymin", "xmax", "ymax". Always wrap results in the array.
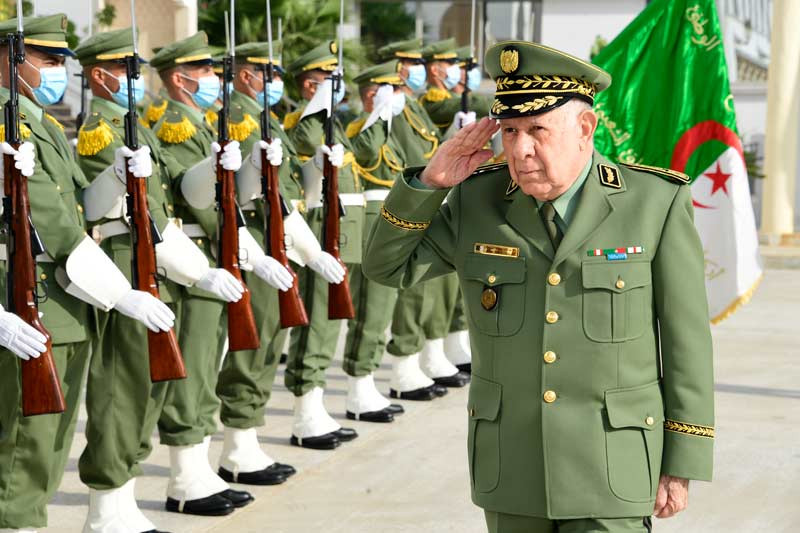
[
  {"xmin": 145, "ymin": 99, "xmax": 168, "ymax": 125},
  {"xmin": 77, "ymin": 114, "xmax": 116, "ymax": 156},
  {"xmin": 157, "ymin": 111, "xmax": 197, "ymax": 144},
  {"xmin": 345, "ymin": 117, "xmax": 366, "ymax": 139}
]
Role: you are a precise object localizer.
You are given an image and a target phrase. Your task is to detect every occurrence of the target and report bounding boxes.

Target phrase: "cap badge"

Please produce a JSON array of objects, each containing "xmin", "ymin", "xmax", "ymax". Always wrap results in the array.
[
  {"xmin": 500, "ymin": 47, "xmax": 519, "ymax": 74},
  {"xmin": 330, "ymin": 41, "xmax": 338, "ymax": 55}
]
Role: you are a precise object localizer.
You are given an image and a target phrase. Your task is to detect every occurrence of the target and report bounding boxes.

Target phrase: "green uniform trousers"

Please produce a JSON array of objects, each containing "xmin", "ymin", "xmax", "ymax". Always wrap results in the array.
[
  {"xmin": 79, "ymin": 308, "xmax": 174, "ymax": 490},
  {"xmin": 158, "ymin": 293, "xmax": 227, "ymax": 446},
  {"xmin": 343, "ymin": 201, "xmax": 398, "ymax": 377},
  {"xmin": 484, "ymin": 511, "xmax": 652, "ymax": 533},
  {"xmin": 387, "ymin": 272, "xmax": 461, "ymax": 356},
  {"xmin": 216, "ymin": 216, "xmax": 286, "ymax": 429},
  {"xmin": 0, "ymin": 341, "xmax": 90, "ymax": 529}
]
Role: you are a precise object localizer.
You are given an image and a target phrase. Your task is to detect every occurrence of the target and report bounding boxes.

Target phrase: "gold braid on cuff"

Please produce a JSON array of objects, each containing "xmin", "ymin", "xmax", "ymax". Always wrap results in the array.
[
  {"xmin": 380, "ymin": 206, "xmax": 430, "ymax": 231},
  {"xmin": 664, "ymin": 419, "xmax": 715, "ymax": 439}
]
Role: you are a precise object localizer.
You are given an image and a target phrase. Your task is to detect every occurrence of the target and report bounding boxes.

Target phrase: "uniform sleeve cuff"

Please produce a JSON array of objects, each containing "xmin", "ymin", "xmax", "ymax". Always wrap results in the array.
[
  {"xmin": 379, "ymin": 167, "xmax": 450, "ymax": 231},
  {"xmin": 660, "ymin": 422, "xmax": 714, "ymax": 481}
]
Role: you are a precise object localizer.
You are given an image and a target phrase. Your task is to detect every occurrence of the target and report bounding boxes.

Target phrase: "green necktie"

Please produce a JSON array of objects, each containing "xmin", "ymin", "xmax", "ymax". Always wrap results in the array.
[{"xmin": 540, "ymin": 202, "xmax": 563, "ymax": 251}]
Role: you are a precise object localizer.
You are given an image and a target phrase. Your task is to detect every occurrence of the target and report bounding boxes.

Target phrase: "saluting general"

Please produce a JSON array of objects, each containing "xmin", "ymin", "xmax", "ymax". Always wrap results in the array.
[{"xmin": 363, "ymin": 41, "xmax": 715, "ymax": 533}]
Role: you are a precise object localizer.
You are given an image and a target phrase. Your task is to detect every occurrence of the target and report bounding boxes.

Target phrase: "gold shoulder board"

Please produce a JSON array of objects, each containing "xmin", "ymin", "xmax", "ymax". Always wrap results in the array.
[{"xmin": 622, "ymin": 163, "xmax": 690, "ymax": 185}]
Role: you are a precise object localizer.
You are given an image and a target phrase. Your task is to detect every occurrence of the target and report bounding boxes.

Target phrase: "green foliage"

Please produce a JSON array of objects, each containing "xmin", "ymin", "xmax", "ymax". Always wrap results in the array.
[
  {"xmin": 590, "ymin": 35, "xmax": 608, "ymax": 61},
  {"xmin": 96, "ymin": 5, "xmax": 116, "ymax": 29},
  {"xmin": 360, "ymin": 2, "xmax": 414, "ymax": 60},
  {"xmin": 66, "ymin": 19, "xmax": 78, "ymax": 49},
  {"xmin": 743, "ymin": 147, "xmax": 765, "ymax": 179}
]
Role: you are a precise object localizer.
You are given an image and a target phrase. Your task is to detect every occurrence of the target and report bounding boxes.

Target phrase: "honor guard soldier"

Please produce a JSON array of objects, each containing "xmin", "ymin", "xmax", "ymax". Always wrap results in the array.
[
  {"xmin": 378, "ymin": 38, "xmax": 471, "ymax": 396},
  {"xmin": 363, "ymin": 41, "xmax": 715, "ymax": 533},
  {"xmin": 73, "ymin": 28, "xmax": 254, "ymax": 527},
  {"xmin": 0, "ymin": 15, "xmax": 177, "ymax": 533},
  {"xmin": 213, "ymin": 40, "xmax": 344, "ymax": 484},
  {"xmin": 282, "ymin": 41, "xmax": 362, "ymax": 450},
  {"xmin": 420, "ymin": 39, "xmax": 490, "ymax": 137},
  {"xmin": 148, "ymin": 31, "xmax": 296, "ymax": 516},
  {"xmin": 340, "ymin": 60, "xmax": 410, "ymax": 422}
]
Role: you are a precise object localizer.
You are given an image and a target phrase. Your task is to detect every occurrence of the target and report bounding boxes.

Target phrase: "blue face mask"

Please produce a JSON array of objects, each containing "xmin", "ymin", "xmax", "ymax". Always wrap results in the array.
[
  {"xmin": 25, "ymin": 63, "xmax": 67, "ymax": 106},
  {"xmin": 101, "ymin": 69, "xmax": 145, "ymax": 107},
  {"xmin": 466, "ymin": 67, "xmax": 482, "ymax": 91},
  {"xmin": 333, "ymin": 79, "xmax": 346, "ymax": 106},
  {"xmin": 180, "ymin": 73, "xmax": 221, "ymax": 109},
  {"xmin": 405, "ymin": 64, "xmax": 426, "ymax": 92},
  {"xmin": 256, "ymin": 79, "xmax": 284, "ymax": 107},
  {"xmin": 444, "ymin": 64, "xmax": 461, "ymax": 90}
]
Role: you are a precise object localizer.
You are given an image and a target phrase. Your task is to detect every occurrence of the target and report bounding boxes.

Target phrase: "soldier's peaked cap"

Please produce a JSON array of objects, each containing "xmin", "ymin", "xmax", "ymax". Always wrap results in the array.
[
  {"xmin": 74, "ymin": 28, "xmax": 148, "ymax": 67},
  {"xmin": 0, "ymin": 14, "xmax": 75, "ymax": 57},
  {"xmin": 234, "ymin": 41, "xmax": 284, "ymax": 74},
  {"xmin": 353, "ymin": 60, "xmax": 403, "ymax": 88},
  {"xmin": 377, "ymin": 38, "xmax": 423, "ymax": 62},
  {"xmin": 422, "ymin": 38, "xmax": 457, "ymax": 62},
  {"xmin": 484, "ymin": 41, "xmax": 611, "ymax": 119},
  {"xmin": 287, "ymin": 41, "xmax": 338, "ymax": 77},
  {"xmin": 150, "ymin": 31, "xmax": 213, "ymax": 72}
]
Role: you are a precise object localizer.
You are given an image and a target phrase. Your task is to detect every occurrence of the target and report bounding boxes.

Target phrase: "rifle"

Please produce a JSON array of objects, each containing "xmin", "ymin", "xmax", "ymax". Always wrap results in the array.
[
  {"xmin": 122, "ymin": 4, "xmax": 185, "ymax": 382},
  {"xmin": 322, "ymin": 0, "xmax": 355, "ymax": 320},
  {"xmin": 217, "ymin": 6, "xmax": 260, "ymax": 350},
  {"xmin": 460, "ymin": 0, "xmax": 477, "ymax": 116},
  {"xmin": 261, "ymin": 0, "xmax": 308, "ymax": 328},
  {"xmin": 74, "ymin": 72, "xmax": 88, "ymax": 133},
  {"xmin": 3, "ymin": 2, "xmax": 65, "ymax": 416}
]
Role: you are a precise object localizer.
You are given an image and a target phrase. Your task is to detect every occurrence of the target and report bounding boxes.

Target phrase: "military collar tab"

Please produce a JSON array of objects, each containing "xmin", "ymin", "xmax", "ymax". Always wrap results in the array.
[
  {"xmin": 505, "ymin": 179, "xmax": 518, "ymax": 196},
  {"xmin": 598, "ymin": 163, "xmax": 624, "ymax": 190}
]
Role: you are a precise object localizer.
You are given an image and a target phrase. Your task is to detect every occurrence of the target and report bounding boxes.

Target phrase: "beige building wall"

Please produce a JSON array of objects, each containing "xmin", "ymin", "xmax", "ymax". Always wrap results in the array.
[{"xmin": 100, "ymin": 0, "xmax": 198, "ymax": 93}]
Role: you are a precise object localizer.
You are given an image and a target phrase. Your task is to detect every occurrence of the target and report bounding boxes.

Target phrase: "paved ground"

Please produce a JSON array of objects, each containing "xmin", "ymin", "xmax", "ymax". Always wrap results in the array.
[{"xmin": 43, "ymin": 268, "xmax": 799, "ymax": 532}]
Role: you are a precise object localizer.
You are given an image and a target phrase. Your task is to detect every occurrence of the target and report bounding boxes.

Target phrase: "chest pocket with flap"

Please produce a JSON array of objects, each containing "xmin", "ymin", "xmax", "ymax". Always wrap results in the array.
[
  {"xmin": 582, "ymin": 259, "xmax": 652, "ymax": 343},
  {"xmin": 461, "ymin": 253, "xmax": 526, "ymax": 337}
]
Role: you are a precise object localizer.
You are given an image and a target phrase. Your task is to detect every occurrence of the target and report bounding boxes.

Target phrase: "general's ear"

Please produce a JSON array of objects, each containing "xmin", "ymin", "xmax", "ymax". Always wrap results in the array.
[{"xmin": 580, "ymin": 109, "xmax": 598, "ymax": 142}]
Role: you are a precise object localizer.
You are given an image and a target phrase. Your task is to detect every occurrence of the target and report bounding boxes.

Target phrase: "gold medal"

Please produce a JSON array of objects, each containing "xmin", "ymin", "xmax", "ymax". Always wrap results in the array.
[{"xmin": 481, "ymin": 288, "xmax": 498, "ymax": 311}]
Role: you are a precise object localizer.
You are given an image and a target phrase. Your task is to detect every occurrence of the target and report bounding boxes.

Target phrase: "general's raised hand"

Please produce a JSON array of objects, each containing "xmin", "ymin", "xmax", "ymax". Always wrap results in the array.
[{"xmin": 420, "ymin": 117, "xmax": 500, "ymax": 189}]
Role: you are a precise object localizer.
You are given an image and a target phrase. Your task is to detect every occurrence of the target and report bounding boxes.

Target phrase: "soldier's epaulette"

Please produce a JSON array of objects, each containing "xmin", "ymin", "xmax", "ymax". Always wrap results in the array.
[
  {"xmin": 621, "ymin": 162, "xmax": 690, "ymax": 185},
  {"xmin": 0, "ymin": 123, "xmax": 31, "ymax": 141},
  {"xmin": 157, "ymin": 110, "xmax": 197, "ymax": 144},
  {"xmin": 205, "ymin": 109, "xmax": 219, "ymax": 130},
  {"xmin": 44, "ymin": 113, "xmax": 64, "ymax": 131},
  {"xmin": 145, "ymin": 99, "xmax": 168, "ymax": 125},
  {"xmin": 77, "ymin": 114, "xmax": 115, "ymax": 156},
  {"xmin": 283, "ymin": 108, "xmax": 303, "ymax": 131},
  {"xmin": 423, "ymin": 87, "xmax": 451, "ymax": 103},
  {"xmin": 345, "ymin": 117, "xmax": 366, "ymax": 138},
  {"xmin": 228, "ymin": 110, "xmax": 259, "ymax": 142}
]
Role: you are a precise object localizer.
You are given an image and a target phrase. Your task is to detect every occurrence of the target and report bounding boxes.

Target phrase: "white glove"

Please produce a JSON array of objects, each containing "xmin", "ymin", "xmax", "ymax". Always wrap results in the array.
[
  {"xmin": 1, "ymin": 141, "xmax": 35, "ymax": 179},
  {"xmin": 250, "ymin": 255, "xmax": 293, "ymax": 292},
  {"xmin": 455, "ymin": 110, "xmax": 477, "ymax": 129},
  {"xmin": 114, "ymin": 145, "xmax": 152, "ymax": 179},
  {"xmin": 313, "ymin": 143, "xmax": 344, "ymax": 170},
  {"xmin": 195, "ymin": 268, "xmax": 245, "ymax": 302},
  {"xmin": 212, "ymin": 141, "xmax": 243, "ymax": 172},
  {"xmin": 373, "ymin": 84, "xmax": 394, "ymax": 112},
  {"xmin": 113, "ymin": 289, "xmax": 176, "ymax": 333},
  {"xmin": 0, "ymin": 307, "xmax": 48, "ymax": 360},
  {"xmin": 307, "ymin": 252, "xmax": 346, "ymax": 284},
  {"xmin": 251, "ymin": 139, "xmax": 283, "ymax": 170}
]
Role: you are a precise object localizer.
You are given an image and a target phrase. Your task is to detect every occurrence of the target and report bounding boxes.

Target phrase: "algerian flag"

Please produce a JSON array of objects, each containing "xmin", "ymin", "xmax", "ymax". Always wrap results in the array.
[{"xmin": 592, "ymin": 0, "xmax": 762, "ymax": 323}]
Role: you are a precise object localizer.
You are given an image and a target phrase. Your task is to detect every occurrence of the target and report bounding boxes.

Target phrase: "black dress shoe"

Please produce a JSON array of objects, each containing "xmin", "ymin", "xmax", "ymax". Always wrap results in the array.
[
  {"xmin": 431, "ymin": 383, "xmax": 449, "ymax": 397},
  {"xmin": 456, "ymin": 363, "xmax": 471, "ymax": 374},
  {"xmin": 385, "ymin": 403, "xmax": 405, "ymax": 415},
  {"xmin": 346, "ymin": 408, "xmax": 394, "ymax": 423},
  {"xmin": 279, "ymin": 353, "xmax": 288, "ymax": 364},
  {"xmin": 273, "ymin": 462, "xmax": 296, "ymax": 477},
  {"xmin": 390, "ymin": 387, "xmax": 436, "ymax": 401},
  {"xmin": 331, "ymin": 427, "xmax": 358, "ymax": 442},
  {"xmin": 433, "ymin": 371, "xmax": 471, "ymax": 388},
  {"xmin": 218, "ymin": 488, "xmax": 254, "ymax": 508},
  {"xmin": 165, "ymin": 493, "xmax": 234, "ymax": 516},
  {"xmin": 141, "ymin": 530, "xmax": 171, "ymax": 533},
  {"xmin": 290, "ymin": 433, "xmax": 340, "ymax": 450},
  {"xmin": 219, "ymin": 465, "xmax": 287, "ymax": 486}
]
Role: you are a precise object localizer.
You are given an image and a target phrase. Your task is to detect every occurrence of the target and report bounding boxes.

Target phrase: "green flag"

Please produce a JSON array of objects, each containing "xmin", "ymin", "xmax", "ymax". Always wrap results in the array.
[{"xmin": 592, "ymin": 0, "xmax": 762, "ymax": 323}]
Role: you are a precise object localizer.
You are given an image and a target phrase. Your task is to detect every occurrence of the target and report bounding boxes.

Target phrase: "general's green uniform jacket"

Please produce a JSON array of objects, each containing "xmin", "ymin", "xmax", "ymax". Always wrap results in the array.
[
  {"xmin": 0, "ymin": 90, "xmax": 91, "ymax": 344},
  {"xmin": 363, "ymin": 151, "xmax": 715, "ymax": 519},
  {"xmin": 419, "ymin": 87, "xmax": 492, "ymax": 134},
  {"xmin": 284, "ymin": 102, "xmax": 364, "ymax": 264}
]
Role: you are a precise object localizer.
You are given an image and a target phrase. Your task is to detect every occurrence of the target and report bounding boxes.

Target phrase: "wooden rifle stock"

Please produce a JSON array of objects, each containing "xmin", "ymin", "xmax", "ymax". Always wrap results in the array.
[
  {"xmin": 217, "ymin": 144, "xmax": 260, "ymax": 351},
  {"xmin": 4, "ymin": 151, "xmax": 65, "ymax": 416},
  {"xmin": 322, "ymin": 155, "xmax": 355, "ymax": 320},
  {"xmin": 262, "ymin": 151, "xmax": 308, "ymax": 328},
  {"xmin": 126, "ymin": 167, "xmax": 185, "ymax": 382}
]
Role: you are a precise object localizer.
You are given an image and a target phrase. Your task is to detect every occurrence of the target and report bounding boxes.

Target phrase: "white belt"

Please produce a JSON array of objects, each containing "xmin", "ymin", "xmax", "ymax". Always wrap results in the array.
[
  {"xmin": 306, "ymin": 193, "xmax": 365, "ymax": 211},
  {"xmin": 364, "ymin": 189, "xmax": 390, "ymax": 202},
  {"xmin": 91, "ymin": 220, "xmax": 129, "ymax": 243},
  {"xmin": 0, "ymin": 244, "xmax": 53, "ymax": 263},
  {"xmin": 182, "ymin": 223, "xmax": 208, "ymax": 239}
]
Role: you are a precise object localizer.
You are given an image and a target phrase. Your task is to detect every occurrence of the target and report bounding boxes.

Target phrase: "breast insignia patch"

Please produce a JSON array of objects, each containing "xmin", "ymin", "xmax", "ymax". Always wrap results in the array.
[
  {"xmin": 481, "ymin": 288, "xmax": 498, "ymax": 311},
  {"xmin": 598, "ymin": 164, "xmax": 622, "ymax": 189}
]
